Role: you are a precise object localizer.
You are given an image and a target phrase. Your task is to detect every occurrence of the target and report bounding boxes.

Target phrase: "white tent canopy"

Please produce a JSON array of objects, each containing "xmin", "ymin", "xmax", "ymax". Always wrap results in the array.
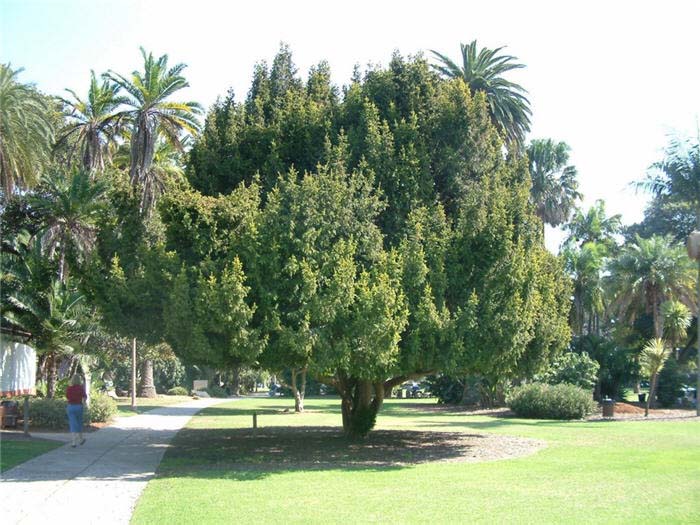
[{"xmin": 0, "ymin": 341, "xmax": 37, "ymax": 396}]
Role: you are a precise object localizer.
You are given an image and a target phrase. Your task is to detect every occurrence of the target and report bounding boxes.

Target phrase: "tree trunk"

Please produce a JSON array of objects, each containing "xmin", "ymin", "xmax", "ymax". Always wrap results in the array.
[
  {"xmin": 231, "ymin": 367, "xmax": 241, "ymax": 396},
  {"xmin": 291, "ymin": 368, "xmax": 307, "ymax": 413},
  {"xmin": 139, "ymin": 358, "xmax": 157, "ymax": 398},
  {"xmin": 652, "ymin": 291, "xmax": 662, "ymax": 338},
  {"xmin": 131, "ymin": 338, "xmax": 137, "ymax": 410},
  {"xmin": 340, "ymin": 378, "xmax": 384, "ymax": 438},
  {"xmin": 645, "ymin": 373, "xmax": 658, "ymax": 417},
  {"xmin": 46, "ymin": 352, "xmax": 57, "ymax": 399}
]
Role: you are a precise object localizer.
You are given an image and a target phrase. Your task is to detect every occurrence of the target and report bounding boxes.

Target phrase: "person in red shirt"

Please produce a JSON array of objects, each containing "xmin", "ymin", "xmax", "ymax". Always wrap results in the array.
[{"xmin": 65, "ymin": 374, "xmax": 87, "ymax": 447}]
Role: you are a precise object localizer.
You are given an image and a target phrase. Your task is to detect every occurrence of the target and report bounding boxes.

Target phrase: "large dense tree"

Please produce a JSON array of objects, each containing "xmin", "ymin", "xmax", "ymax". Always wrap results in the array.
[
  {"xmin": 171, "ymin": 48, "xmax": 571, "ymax": 434},
  {"xmin": 430, "ymin": 41, "xmax": 531, "ymax": 146},
  {"xmin": 0, "ymin": 64, "xmax": 55, "ymax": 198}
]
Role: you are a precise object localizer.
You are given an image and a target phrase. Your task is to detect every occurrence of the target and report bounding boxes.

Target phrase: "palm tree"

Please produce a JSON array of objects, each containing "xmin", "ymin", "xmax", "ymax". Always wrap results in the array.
[
  {"xmin": 639, "ymin": 338, "xmax": 671, "ymax": 416},
  {"xmin": 563, "ymin": 242, "xmax": 607, "ymax": 336},
  {"xmin": 29, "ymin": 168, "xmax": 108, "ymax": 282},
  {"xmin": 1, "ymin": 233, "xmax": 85, "ymax": 398},
  {"xmin": 527, "ymin": 139, "xmax": 581, "ymax": 232},
  {"xmin": 104, "ymin": 48, "xmax": 202, "ymax": 213},
  {"xmin": 0, "ymin": 64, "xmax": 55, "ymax": 198},
  {"xmin": 56, "ymin": 71, "xmax": 128, "ymax": 172},
  {"xmin": 636, "ymin": 135, "xmax": 700, "ymax": 414},
  {"xmin": 564, "ymin": 200, "xmax": 622, "ymax": 251},
  {"xmin": 114, "ymin": 135, "xmax": 186, "ymax": 213},
  {"xmin": 660, "ymin": 300, "xmax": 691, "ymax": 359},
  {"xmin": 609, "ymin": 235, "xmax": 696, "ymax": 338},
  {"xmin": 431, "ymin": 40, "xmax": 531, "ymax": 146}
]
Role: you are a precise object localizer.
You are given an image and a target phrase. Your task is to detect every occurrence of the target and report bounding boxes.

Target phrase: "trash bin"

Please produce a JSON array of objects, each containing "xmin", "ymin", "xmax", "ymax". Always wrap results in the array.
[
  {"xmin": 602, "ymin": 398, "xmax": 615, "ymax": 418},
  {"xmin": 638, "ymin": 393, "xmax": 647, "ymax": 403}
]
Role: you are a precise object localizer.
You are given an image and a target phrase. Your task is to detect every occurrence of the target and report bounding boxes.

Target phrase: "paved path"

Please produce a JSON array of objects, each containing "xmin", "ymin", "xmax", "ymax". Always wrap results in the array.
[{"xmin": 1, "ymin": 398, "xmax": 228, "ymax": 525}]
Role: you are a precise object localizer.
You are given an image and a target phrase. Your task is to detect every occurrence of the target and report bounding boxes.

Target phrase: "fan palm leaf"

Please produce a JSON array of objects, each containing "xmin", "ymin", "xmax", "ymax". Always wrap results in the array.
[
  {"xmin": 0, "ymin": 64, "xmax": 55, "ymax": 197},
  {"xmin": 104, "ymin": 48, "xmax": 202, "ymax": 214},
  {"xmin": 430, "ymin": 41, "xmax": 531, "ymax": 146}
]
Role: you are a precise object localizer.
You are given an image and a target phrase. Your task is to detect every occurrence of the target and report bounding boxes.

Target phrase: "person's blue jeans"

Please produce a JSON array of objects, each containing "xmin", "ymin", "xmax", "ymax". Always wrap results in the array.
[{"xmin": 67, "ymin": 403, "xmax": 83, "ymax": 433}]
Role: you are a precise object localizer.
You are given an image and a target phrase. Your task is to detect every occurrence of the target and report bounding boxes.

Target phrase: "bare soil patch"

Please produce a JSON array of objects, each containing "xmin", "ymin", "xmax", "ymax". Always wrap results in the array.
[
  {"xmin": 164, "ymin": 426, "xmax": 544, "ymax": 472},
  {"xmin": 588, "ymin": 402, "xmax": 698, "ymax": 422}
]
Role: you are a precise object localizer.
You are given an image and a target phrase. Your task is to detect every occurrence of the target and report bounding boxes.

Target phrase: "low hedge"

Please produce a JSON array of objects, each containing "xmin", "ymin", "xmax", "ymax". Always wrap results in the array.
[
  {"xmin": 206, "ymin": 384, "xmax": 228, "ymax": 398},
  {"xmin": 166, "ymin": 386, "xmax": 189, "ymax": 396},
  {"xmin": 508, "ymin": 383, "xmax": 596, "ymax": 420},
  {"xmin": 20, "ymin": 394, "xmax": 117, "ymax": 430}
]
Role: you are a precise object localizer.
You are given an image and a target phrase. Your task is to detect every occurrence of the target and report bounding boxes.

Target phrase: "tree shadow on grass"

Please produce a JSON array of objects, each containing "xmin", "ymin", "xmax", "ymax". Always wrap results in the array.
[{"xmin": 156, "ymin": 426, "xmax": 485, "ymax": 482}]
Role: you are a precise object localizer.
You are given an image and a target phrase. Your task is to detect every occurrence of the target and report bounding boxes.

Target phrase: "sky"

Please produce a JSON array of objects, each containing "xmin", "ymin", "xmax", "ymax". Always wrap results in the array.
[{"xmin": 2, "ymin": 0, "xmax": 699, "ymax": 251}]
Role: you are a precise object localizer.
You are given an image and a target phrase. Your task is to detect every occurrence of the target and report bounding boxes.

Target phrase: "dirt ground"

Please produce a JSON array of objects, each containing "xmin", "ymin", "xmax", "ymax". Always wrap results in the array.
[
  {"xmin": 403, "ymin": 402, "xmax": 699, "ymax": 422},
  {"xmin": 588, "ymin": 401, "xmax": 698, "ymax": 421}
]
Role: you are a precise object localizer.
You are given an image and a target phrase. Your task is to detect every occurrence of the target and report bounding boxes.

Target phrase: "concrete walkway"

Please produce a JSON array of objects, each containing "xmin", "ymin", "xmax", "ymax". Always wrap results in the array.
[{"xmin": 1, "ymin": 398, "xmax": 228, "ymax": 525}]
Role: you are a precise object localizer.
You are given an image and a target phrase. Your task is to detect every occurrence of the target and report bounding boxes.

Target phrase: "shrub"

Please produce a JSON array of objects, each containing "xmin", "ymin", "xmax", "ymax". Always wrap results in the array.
[
  {"xmin": 86, "ymin": 393, "xmax": 117, "ymax": 423},
  {"xmin": 206, "ymin": 384, "xmax": 228, "ymax": 398},
  {"xmin": 166, "ymin": 386, "xmax": 189, "ymax": 396},
  {"xmin": 541, "ymin": 352, "xmax": 599, "ymax": 390},
  {"xmin": 508, "ymin": 383, "xmax": 596, "ymax": 420},
  {"xmin": 656, "ymin": 358, "xmax": 685, "ymax": 407},
  {"xmin": 26, "ymin": 398, "xmax": 68, "ymax": 429}
]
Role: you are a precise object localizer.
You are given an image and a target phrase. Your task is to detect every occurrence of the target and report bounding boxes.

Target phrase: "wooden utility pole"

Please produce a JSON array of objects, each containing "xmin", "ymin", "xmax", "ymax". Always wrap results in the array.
[{"xmin": 131, "ymin": 337, "xmax": 137, "ymax": 411}]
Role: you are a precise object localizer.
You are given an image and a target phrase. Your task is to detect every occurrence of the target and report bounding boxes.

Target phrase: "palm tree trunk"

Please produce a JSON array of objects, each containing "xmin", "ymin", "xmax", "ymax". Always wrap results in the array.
[
  {"xmin": 652, "ymin": 291, "xmax": 662, "ymax": 338},
  {"xmin": 131, "ymin": 338, "xmax": 137, "ymax": 410},
  {"xmin": 46, "ymin": 352, "xmax": 58, "ymax": 399},
  {"xmin": 139, "ymin": 358, "xmax": 157, "ymax": 398}
]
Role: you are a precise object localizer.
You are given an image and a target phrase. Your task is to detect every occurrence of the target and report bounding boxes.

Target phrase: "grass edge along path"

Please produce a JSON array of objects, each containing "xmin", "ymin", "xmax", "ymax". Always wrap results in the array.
[
  {"xmin": 132, "ymin": 397, "xmax": 700, "ymax": 524},
  {"xmin": 0, "ymin": 438, "xmax": 63, "ymax": 472}
]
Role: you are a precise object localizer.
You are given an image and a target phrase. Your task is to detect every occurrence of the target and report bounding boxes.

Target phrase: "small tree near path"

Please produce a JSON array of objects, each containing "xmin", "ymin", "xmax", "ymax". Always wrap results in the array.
[{"xmin": 640, "ymin": 338, "xmax": 671, "ymax": 417}]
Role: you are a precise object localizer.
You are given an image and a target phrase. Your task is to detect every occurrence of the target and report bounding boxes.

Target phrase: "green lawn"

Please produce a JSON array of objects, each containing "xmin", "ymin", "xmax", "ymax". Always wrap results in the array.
[
  {"xmin": 133, "ymin": 397, "xmax": 700, "ymax": 524},
  {"xmin": 0, "ymin": 438, "xmax": 63, "ymax": 472},
  {"xmin": 115, "ymin": 395, "xmax": 193, "ymax": 416}
]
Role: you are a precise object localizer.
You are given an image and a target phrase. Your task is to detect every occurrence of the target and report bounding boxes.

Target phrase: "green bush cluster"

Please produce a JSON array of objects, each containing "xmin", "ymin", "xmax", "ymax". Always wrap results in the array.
[
  {"xmin": 166, "ymin": 386, "xmax": 189, "ymax": 396},
  {"xmin": 508, "ymin": 383, "xmax": 596, "ymax": 420},
  {"xmin": 86, "ymin": 393, "xmax": 117, "ymax": 423},
  {"xmin": 206, "ymin": 384, "xmax": 228, "ymax": 398},
  {"xmin": 25, "ymin": 398, "xmax": 68, "ymax": 429},
  {"xmin": 20, "ymin": 394, "xmax": 117, "ymax": 429},
  {"xmin": 541, "ymin": 352, "xmax": 599, "ymax": 390}
]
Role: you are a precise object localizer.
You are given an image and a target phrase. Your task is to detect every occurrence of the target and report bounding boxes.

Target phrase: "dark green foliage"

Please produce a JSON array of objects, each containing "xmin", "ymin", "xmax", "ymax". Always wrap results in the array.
[
  {"xmin": 656, "ymin": 358, "xmax": 685, "ymax": 407},
  {"xmin": 166, "ymin": 386, "xmax": 189, "ymax": 396},
  {"xmin": 21, "ymin": 394, "xmax": 115, "ymax": 429},
  {"xmin": 83, "ymin": 174, "xmax": 178, "ymax": 346},
  {"xmin": 508, "ymin": 383, "xmax": 596, "ymax": 419},
  {"xmin": 347, "ymin": 403, "xmax": 378, "ymax": 439},
  {"xmin": 158, "ymin": 46, "xmax": 571, "ymax": 433},
  {"xmin": 572, "ymin": 335, "xmax": 637, "ymax": 399},
  {"xmin": 206, "ymin": 384, "xmax": 228, "ymax": 398},
  {"xmin": 541, "ymin": 352, "xmax": 599, "ymax": 390},
  {"xmin": 25, "ymin": 398, "xmax": 68, "ymax": 429},
  {"xmin": 425, "ymin": 375, "xmax": 468, "ymax": 404}
]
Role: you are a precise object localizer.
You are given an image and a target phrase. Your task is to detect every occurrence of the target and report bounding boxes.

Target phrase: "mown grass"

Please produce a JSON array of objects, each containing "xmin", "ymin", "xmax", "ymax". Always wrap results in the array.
[
  {"xmin": 115, "ymin": 395, "xmax": 193, "ymax": 417},
  {"xmin": 132, "ymin": 397, "xmax": 700, "ymax": 524},
  {"xmin": 0, "ymin": 438, "xmax": 62, "ymax": 472}
]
